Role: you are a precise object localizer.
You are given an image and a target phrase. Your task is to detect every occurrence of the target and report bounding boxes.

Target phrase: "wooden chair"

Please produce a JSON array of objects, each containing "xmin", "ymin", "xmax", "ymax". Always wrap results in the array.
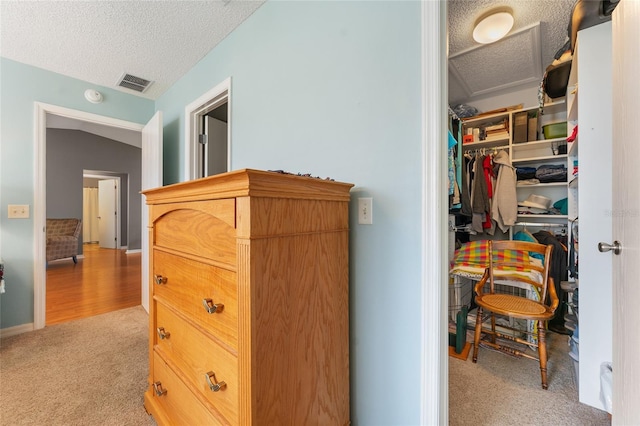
[{"xmin": 471, "ymin": 240, "xmax": 559, "ymax": 390}]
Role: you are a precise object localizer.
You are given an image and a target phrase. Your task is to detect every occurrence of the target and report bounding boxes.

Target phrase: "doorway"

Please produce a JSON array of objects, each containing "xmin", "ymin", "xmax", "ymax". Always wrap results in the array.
[
  {"xmin": 34, "ymin": 102, "xmax": 161, "ymax": 329},
  {"xmin": 184, "ymin": 77, "xmax": 231, "ymax": 181},
  {"xmin": 83, "ymin": 173, "xmax": 123, "ymax": 250},
  {"xmin": 201, "ymin": 104, "xmax": 228, "ymax": 177}
]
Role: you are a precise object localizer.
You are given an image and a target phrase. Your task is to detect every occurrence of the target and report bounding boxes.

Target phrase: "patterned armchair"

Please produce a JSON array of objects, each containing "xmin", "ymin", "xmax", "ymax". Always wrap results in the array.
[{"xmin": 46, "ymin": 218, "xmax": 82, "ymax": 264}]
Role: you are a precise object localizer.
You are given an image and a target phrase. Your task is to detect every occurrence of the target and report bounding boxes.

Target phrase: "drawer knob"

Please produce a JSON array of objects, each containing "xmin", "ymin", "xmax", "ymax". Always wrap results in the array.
[
  {"xmin": 202, "ymin": 298, "xmax": 224, "ymax": 314},
  {"xmin": 205, "ymin": 371, "xmax": 227, "ymax": 392},
  {"xmin": 153, "ymin": 381, "xmax": 167, "ymax": 397},
  {"xmin": 156, "ymin": 327, "xmax": 170, "ymax": 340},
  {"xmin": 154, "ymin": 275, "xmax": 167, "ymax": 285}
]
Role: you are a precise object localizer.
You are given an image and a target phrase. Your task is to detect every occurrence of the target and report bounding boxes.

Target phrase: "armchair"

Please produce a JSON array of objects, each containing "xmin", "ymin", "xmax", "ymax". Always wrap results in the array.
[{"xmin": 46, "ymin": 218, "xmax": 82, "ymax": 264}]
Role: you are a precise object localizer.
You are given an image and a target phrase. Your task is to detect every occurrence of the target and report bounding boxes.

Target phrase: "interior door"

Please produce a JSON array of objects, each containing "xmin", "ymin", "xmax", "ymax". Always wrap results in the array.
[
  {"xmin": 98, "ymin": 179, "xmax": 117, "ymax": 249},
  {"xmin": 611, "ymin": 2, "xmax": 640, "ymax": 422},
  {"xmin": 141, "ymin": 111, "xmax": 163, "ymax": 313},
  {"xmin": 205, "ymin": 115, "xmax": 228, "ymax": 176}
]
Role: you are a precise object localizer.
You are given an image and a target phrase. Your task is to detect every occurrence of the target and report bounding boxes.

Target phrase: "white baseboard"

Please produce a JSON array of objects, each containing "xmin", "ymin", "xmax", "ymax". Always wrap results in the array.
[
  {"xmin": 125, "ymin": 249, "xmax": 141, "ymax": 255},
  {"xmin": 0, "ymin": 322, "xmax": 34, "ymax": 338}
]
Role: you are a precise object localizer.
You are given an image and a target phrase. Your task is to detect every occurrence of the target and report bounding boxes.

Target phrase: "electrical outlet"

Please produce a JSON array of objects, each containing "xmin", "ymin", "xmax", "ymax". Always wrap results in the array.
[
  {"xmin": 358, "ymin": 198, "xmax": 373, "ymax": 225},
  {"xmin": 8, "ymin": 204, "xmax": 30, "ymax": 219}
]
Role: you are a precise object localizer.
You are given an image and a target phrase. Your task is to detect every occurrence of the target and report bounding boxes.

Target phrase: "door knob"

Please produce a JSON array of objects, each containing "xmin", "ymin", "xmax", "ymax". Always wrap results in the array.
[{"xmin": 598, "ymin": 241, "xmax": 622, "ymax": 255}]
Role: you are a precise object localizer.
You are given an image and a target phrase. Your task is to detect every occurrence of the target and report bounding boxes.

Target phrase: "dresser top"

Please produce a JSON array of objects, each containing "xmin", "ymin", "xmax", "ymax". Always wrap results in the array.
[{"xmin": 143, "ymin": 169, "xmax": 354, "ymax": 204}]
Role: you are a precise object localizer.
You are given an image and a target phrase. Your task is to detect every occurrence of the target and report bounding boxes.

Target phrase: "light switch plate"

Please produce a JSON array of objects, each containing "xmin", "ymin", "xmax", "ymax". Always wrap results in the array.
[
  {"xmin": 8, "ymin": 204, "xmax": 29, "ymax": 219},
  {"xmin": 358, "ymin": 198, "xmax": 373, "ymax": 225}
]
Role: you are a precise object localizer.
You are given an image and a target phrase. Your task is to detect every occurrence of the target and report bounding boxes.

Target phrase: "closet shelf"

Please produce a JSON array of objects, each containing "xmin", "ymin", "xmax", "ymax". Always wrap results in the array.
[
  {"xmin": 512, "ymin": 154, "xmax": 568, "ymax": 164},
  {"xmin": 517, "ymin": 182, "xmax": 567, "ymax": 188},
  {"xmin": 462, "ymin": 137, "xmax": 510, "ymax": 148},
  {"xmin": 513, "ymin": 137, "xmax": 566, "ymax": 148},
  {"xmin": 517, "ymin": 214, "xmax": 568, "ymax": 219}
]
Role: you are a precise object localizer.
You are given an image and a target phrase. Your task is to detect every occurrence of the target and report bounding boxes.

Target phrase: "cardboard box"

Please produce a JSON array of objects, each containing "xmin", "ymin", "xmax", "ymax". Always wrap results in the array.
[
  {"xmin": 513, "ymin": 111, "xmax": 528, "ymax": 143},
  {"xmin": 528, "ymin": 114, "xmax": 538, "ymax": 141}
]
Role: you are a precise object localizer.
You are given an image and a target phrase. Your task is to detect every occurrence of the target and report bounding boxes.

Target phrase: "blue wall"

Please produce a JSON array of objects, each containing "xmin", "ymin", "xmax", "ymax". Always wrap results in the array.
[
  {"xmin": 1, "ymin": 1, "xmax": 426, "ymax": 423},
  {"xmin": 0, "ymin": 58, "xmax": 155, "ymax": 328},
  {"xmin": 156, "ymin": 2, "xmax": 423, "ymax": 424}
]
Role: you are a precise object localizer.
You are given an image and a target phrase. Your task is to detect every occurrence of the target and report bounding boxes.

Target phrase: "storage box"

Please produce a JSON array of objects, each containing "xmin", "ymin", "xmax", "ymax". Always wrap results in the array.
[
  {"xmin": 543, "ymin": 122, "xmax": 568, "ymax": 139},
  {"xmin": 512, "ymin": 111, "xmax": 528, "ymax": 143},
  {"xmin": 528, "ymin": 113, "xmax": 538, "ymax": 141}
]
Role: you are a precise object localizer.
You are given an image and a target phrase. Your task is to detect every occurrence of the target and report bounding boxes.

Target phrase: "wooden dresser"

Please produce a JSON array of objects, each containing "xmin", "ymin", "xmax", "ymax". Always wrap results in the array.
[{"xmin": 142, "ymin": 169, "xmax": 353, "ymax": 425}]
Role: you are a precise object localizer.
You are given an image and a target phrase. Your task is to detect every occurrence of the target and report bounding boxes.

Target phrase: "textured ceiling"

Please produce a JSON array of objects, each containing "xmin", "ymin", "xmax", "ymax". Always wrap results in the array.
[
  {"xmin": 0, "ymin": 0, "xmax": 265, "ymax": 100},
  {"xmin": 1, "ymin": 0, "xmax": 577, "ymax": 141},
  {"xmin": 448, "ymin": 0, "xmax": 577, "ymax": 105}
]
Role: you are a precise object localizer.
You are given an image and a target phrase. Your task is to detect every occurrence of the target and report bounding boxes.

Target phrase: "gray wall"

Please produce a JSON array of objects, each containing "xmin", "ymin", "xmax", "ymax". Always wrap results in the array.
[{"xmin": 46, "ymin": 128, "xmax": 142, "ymax": 251}]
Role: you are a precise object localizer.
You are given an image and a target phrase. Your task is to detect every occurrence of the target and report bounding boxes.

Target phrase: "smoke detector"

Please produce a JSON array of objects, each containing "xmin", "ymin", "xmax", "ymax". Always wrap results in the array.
[
  {"xmin": 84, "ymin": 89, "xmax": 103, "ymax": 104},
  {"xmin": 116, "ymin": 73, "xmax": 153, "ymax": 93}
]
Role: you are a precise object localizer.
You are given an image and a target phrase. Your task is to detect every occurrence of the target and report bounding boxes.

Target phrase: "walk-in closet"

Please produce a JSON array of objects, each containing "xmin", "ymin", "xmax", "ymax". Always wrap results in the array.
[{"xmin": 446, "ymin": 1, "xmax": 618, "ymax": 423}]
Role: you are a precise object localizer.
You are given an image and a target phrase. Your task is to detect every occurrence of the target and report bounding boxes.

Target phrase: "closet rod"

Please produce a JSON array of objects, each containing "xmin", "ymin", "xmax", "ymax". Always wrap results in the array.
[
  {"xmin": 514, "ymin": 222, "xmax": 567, "ymax": 228},
  {"xmin": 464, "ymin": 145, "xmax": 509, "ymax": 154}
]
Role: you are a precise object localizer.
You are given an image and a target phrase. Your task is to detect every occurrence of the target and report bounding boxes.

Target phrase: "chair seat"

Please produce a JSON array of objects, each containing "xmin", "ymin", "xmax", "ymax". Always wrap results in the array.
[{"xmin": 478, "ymin": 294, "xmax": 550, "ymax": 319}]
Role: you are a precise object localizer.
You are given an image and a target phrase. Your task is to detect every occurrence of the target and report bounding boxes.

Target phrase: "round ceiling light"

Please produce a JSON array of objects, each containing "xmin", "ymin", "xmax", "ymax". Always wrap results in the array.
[
  {"xmin": 473, "ymin": 9, "xmax": 514, "ymax": 44},
  {"xmin": 84, "ymin": 89, "xmax": 103, "ymax": 104}
]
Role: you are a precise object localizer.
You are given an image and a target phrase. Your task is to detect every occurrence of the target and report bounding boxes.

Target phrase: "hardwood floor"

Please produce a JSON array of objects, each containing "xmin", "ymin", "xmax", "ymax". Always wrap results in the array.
[{"xmin": 46, "ymin": 243, "xmax": 141, "ymax": 325}]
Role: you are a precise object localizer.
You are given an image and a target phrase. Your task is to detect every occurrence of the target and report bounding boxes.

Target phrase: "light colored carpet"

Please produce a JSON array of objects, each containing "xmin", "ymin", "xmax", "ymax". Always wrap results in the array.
[
  {"xmin": 1, "ymin": 306, "xmax": 611, "ymax": 425},
  {"xmin": 449, "ymin": 329, "xmax": 611, "ymax": 426},
  {"xmin": 0, "ymin": 306, "xmax": 154, "ymax": 426}
]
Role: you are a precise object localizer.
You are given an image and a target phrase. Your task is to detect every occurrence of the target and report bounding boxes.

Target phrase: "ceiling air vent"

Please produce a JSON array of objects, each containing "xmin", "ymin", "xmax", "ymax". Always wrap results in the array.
[{"xmin": 117, "ymin": 73, "xmax": 153, "ymax": 93}]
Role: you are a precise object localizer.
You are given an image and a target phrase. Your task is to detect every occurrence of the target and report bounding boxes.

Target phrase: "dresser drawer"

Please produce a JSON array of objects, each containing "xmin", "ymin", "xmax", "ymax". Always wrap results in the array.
[
  {"xmin": 153, "ymin": 250, "xmax": 238, "ymax": 350},
  {"xmin": 151, "ymin": 352, "xmax": 229, "ymax": 426},
  {"xmin": 153, "ymin": 202, "xmax": 236, "ymax": 266},
  {"xmin": 155, "ymin": 303, "xmax": 239, "ymax": 424},
  {"xmin": 153, "ymin": 249, "xmax": 238, "ymax": 349}
]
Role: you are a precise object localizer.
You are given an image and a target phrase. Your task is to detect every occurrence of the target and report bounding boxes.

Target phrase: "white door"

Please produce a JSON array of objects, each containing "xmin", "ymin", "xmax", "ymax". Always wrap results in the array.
[
  {"xmin": 98, "ymin": 179, "xmax": 117, "ymax": 249},
  {"xmin": 141, "ymin": 111, "xmax": 163, "ymax": 313},
  {"xmin": 611, "ymin": 2, "xmax": 640, "ymax": 422},
  {"xmin": 576, "ymin": 22, "xmax": 613, "ymax": 410}
]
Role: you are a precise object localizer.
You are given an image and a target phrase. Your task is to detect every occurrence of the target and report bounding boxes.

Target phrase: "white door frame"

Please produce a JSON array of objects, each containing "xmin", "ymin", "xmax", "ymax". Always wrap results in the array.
[
  {"xmin": 34, "ymin": 102, "xmax": 145, "ymax": 330},
  {"xmin": 84, "ymin": 173, "xmax": 122, "ymax": 249},
  {"xmin": 184, "ymin": 77, "xmax": 231, "ymax": 181},
  {"xmin": 141, "ymin": 111, "xmax": 163, "ymax": 314},
  {"xmin": 421, "ymin": 1, "xmax": 448, "ymax": 424}
]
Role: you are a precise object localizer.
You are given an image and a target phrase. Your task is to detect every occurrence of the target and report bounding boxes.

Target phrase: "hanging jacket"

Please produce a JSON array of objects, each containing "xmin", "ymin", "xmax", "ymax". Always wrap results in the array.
[
  {"xmin": 472, "ymin": 155, "xmax": 491, "ymax": 215},
  {"xmin": 482, "ymin": 154, "xmax": 496, "ymax": 232},
  {"xmin": 471, "ymin": 155, "xmax": 491, "ymax": 233},
  {"xmin": 460, "ymin": 155, "xmax": 473, "ymax": 217},
  {"xmin": 491, "ymin": 150, "xmax": 517, "ymax": 232}
]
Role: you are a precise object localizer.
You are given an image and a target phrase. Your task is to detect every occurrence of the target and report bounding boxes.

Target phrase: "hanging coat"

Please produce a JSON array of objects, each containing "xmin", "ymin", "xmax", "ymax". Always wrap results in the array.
[
  {"xmin": 460, "ymin": 155, "xmax": 473, "ymax": 217},
  {"xmin": 471, "ymin": 155, "xmax": 491, "ymax": 233},
  {"xmin": 491, "ymin": 150, "xmax": 517, "ymax": 232}
]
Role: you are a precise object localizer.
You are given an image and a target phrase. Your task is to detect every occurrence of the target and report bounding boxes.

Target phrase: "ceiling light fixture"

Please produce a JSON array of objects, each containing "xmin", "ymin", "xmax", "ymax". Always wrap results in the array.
[
  {"xmin": 473, "ymin": 8, "xmax": 514, "ymax": 44},
  {"xmin": 84, "ymin": 89, "xmax": 103, "ymax": 104}
]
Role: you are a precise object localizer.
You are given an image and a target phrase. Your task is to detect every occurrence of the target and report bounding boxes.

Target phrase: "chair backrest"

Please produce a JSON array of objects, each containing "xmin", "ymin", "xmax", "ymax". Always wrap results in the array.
[
  {"xmin": 46, "ymin": 218, "xmax": 82, "ymax": 238},
  {"xmin": 487, "ymin": 239, "xmax": 554, "ymax": 303}
]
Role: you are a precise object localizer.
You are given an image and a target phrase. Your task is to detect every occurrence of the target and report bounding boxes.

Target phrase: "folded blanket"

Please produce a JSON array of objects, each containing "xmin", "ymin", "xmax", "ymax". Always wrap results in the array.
[{"xmin": 450, "ymin": 240, "xmax": 543, "ymax": 284}]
